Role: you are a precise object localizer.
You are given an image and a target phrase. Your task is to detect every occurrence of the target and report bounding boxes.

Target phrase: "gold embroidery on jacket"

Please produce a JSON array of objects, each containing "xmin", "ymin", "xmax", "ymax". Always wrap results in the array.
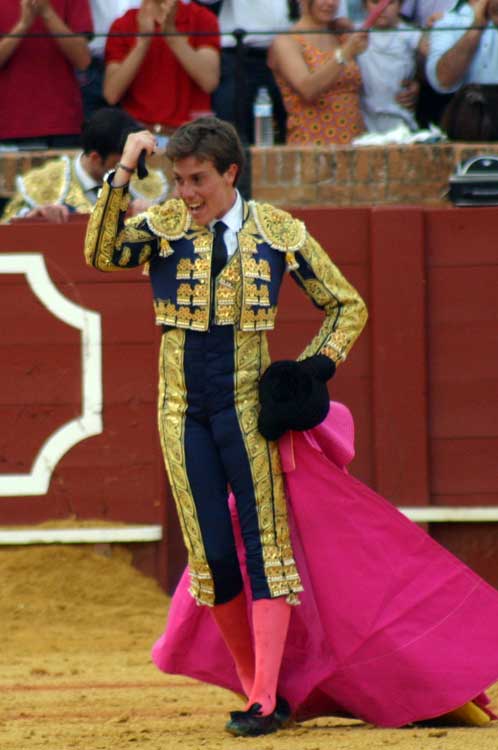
[
  {"xmin": 249, "ymin": 201, "xmax": 306, "ymax": 252},
  {"xmin": 118, "ymin": 247, "xmax": 132, "ymax": 267},
  {"xmin": 295, "ymin": 234, "xmax": 368, "ymax": 363},
  {"xmin": 244, "ymin": 257, "xmax": 271, "ymax": 281},
  {"xmin": 85, "ymin": 182, "xmax": 129, "ymax": 271},
  {"xmin": 245, "ymin": 282, "xmax": 270, "ymax": 307},
  {"xmin": 192, "ymin": 257, "xmax": 210, "ymax": 279},
  {"xmin": 212, "ymin": 253, "xmax": 242, "ymax": 325},
  {"xmin": 138, "ymin": 245, "xmax": 152, "ymax": 265},
  {"xmin": 145, "ymin": 198, "xmax": 191, "ymax": 239},
  {"xmin": 240, "ymin": 307, "xmax": 277, "ymax": 331},
  {"xmin": 176, "ymin": 258, "xmax": 194, "ymax": 279},
  {"xmin": 160, "ymin": 239, "xmax": 174, "ymax": 257},
  {"xmin": 154, "ymin": 299, "xmax": 210, "ymax": 331}
]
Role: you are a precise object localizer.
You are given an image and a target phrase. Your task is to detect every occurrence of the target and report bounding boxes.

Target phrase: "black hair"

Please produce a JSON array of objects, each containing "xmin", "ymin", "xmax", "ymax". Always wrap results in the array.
[
  {"xmin": 165, "ymin": 116, "xmax": 246, "ymax": 185},
  {"xmin": 80, "ymin": 107, "xmax": 140, "ymax": 160},
  {"xmin": 441, "ymin": 84, "xmax": 498, "ymax": 141}
]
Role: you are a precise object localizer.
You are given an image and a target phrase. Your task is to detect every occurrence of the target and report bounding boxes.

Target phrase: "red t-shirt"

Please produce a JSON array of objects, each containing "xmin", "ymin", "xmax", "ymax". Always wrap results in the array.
[
  {"xmin": 0, "ymin": 0, "xmax": 93, "ymax": 139},
  {"xmin": 105, "ymin": 4, "xmax": 220, "ymax": 128}
]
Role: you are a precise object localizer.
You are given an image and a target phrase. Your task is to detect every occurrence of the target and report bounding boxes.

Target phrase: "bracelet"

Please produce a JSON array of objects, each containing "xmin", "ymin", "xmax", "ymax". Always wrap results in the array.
[
  {"xmin": 116, "ymin": 162, "xmax": 136, "ymax": 174},
  {"xmin": 334, "ymin": 48, "xmax": 347, "ymax": 66}
]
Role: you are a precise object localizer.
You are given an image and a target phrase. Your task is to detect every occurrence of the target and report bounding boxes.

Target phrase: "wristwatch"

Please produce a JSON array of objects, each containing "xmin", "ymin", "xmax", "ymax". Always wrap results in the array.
[{"xmin": 334, "ymin": 48, "xmax": 347, "ymax": 66}]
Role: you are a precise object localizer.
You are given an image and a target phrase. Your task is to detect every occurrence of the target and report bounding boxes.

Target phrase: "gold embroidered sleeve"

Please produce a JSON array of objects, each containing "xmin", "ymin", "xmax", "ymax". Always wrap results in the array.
[
  {"xmin": 0, "ymin": 193, "xmax": 27, "ymax": 224},
  {"xmin": 291, "ymin": 233, "xmax": 368, "ymax": 365},
  {"xmin": 84, "ymin": 181, "xmax": 158, "ymax": 272}
]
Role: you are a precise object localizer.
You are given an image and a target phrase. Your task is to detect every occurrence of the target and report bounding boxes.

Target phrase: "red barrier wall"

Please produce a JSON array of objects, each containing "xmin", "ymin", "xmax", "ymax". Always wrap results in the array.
[{"xmin": 1, "ymin": 206, "xmax": 497, "ymax": 590}]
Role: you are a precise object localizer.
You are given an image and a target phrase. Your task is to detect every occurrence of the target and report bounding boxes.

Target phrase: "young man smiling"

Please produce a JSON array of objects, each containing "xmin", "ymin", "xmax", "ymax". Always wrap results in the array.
[{"xmin": 84, "ymin": 116, "xmax": 367, "ymax": 737}]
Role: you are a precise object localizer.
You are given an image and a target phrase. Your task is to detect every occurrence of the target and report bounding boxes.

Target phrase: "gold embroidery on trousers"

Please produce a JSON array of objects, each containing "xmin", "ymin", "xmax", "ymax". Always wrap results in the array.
[
  {"xmin": 233, "ymin": 330, "xmax": 303, "ymax": 603},
  {"xmin": 157, "ymin": 330, "xmax": 215, "ymax": 606}
]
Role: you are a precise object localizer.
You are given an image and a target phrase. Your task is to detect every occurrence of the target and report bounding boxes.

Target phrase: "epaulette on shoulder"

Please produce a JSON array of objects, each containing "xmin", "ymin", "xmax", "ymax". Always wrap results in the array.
[
  {"xmin": 144, "ymin": 198, "xmax": 191, "ymax": 239},
  {"xmin": 129, "ymin": 168, "xmax": 169, "ymax": 203},
  {"xmin": 250, "ymin": 201, "xmax": 306, "ymax": 252},
  {"xmin": 17, "ymin": 156, "xmax": 71, "ymax": 209}
]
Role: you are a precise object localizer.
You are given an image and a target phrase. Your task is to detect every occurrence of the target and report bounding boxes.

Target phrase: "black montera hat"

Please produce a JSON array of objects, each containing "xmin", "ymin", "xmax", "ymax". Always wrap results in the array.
[{"xmin": 257, "ymin": 355, "xmax": 335, "ymax": 441}]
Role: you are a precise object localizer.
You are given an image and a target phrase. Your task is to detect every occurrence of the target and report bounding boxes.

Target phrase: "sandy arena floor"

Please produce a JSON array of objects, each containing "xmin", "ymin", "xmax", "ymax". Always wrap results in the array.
[{"xmin": 1, "ymin": 544, "xmax": 497, "ymax": 750}]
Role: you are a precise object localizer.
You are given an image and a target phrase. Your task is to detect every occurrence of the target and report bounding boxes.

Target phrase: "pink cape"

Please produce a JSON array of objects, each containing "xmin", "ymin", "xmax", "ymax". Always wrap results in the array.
[{"xmin": 152, "ymin": 402, "xmax": 498, "ymax": 727}]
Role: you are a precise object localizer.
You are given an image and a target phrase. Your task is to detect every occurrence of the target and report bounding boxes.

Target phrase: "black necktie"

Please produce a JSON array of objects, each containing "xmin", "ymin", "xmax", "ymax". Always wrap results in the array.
[{"xmin": 212, "ymin": 220, "xmax": 228, "ymax": 277}]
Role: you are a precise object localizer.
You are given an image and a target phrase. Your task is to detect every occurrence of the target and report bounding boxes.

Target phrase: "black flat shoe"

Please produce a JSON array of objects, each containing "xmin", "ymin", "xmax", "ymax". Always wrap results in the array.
[
  {"xmin": 275, "ymin": 695, "xmax": 292, "ymax": 726},
  {"xmin": 225, "ymin": 702, "xmax": 280, "ymax": 737}
]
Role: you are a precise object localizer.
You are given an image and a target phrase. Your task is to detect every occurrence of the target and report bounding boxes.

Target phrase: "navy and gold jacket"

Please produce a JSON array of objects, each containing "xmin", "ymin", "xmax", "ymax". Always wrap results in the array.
[{"xmin": 84, "ymin": 178, "xmax": 368, "ymax": 364}]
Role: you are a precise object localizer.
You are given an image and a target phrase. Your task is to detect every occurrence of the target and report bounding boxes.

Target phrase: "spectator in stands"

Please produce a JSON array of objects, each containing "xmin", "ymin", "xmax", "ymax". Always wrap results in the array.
[
  {"xmin": 439, "ymin": 82, "xmax": 498, "ymax": 140},
  {"xmin": 81, "ymin": 0, "xmax": 141, "ymax": 119},
  {"xmin": 395, "ymin": 0, "xmax": 456, "ymax": 128},
  {"xmin": 400, "ymin": 0, "xmax": 455, "ymax": 25},
  {"xmin": 270, "ymin": 0, "xmax": 368, "ymax": 145},
  {"xmin": 426, "ymin": 0, "xmax": 498, "ymax": 94},
  {"xmin": 103, "ymin": 0, "xmax": 220, "ymax": 136},
  {"xmin": 0, "ymin": 0, "xmax": 92, "ymax": 148},
  {"xmin": 357, "ymin": 0, "xmax": 424, "ymax": 132},
  {"xmin": 197, "ymin": 0, "xmax": 349, "ymax": 144},
  {"xmin": 1, "ymin": 108, "xmax": 168, "ymax": 223}
]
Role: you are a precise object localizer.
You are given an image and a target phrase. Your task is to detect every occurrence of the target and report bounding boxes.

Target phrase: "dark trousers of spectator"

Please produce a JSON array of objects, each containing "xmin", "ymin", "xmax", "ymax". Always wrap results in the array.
[
  {"xmin": 416, "ymin": 78, "xmax": 453, "ymax": 129},
  {"xmin": 79, "ymin": 56, "xmax": 108, "ymax": 122},
  {"xmin": 213, "ymin": 47, "xmax": 287, "ymax": 146}
]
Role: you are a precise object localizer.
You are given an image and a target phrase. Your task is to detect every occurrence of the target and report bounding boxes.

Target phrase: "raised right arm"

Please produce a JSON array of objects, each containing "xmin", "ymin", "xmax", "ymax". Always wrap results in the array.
[
  {"xmin": 270, "ymin": 32, "xmax": 368, "ymax": 103},
  {"xmin": 84, "ymin": 130, "xmax": 160, "ymax": 271}
]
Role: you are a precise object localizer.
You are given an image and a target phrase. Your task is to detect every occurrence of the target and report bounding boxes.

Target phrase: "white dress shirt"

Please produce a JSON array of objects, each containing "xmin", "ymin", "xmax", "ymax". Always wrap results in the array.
[
  {"xmin": 74, "ymin": 153, "xmax": 101, "ymax": 204},
  {"xmin": 400, "ymin": 0, "xmax": 455, "ymax": 25},
  {"xmin": 425, "ymin": 4, "xmax": 498, "ymax": 93},
  {"xmin": 209, "ymin": 189, "xmax": 243, "ymax": 258}
]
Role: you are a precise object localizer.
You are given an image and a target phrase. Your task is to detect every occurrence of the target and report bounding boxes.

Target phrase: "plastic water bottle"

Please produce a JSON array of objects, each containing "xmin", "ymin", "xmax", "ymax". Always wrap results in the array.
[{"xmin": 253, "ymin": 87, "xmax": 274, "ymax": 147}]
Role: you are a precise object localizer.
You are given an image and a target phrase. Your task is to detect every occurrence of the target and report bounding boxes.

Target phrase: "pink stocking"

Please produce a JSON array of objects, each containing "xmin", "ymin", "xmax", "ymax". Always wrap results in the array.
[
  {"xmin": 210, "ymin": 591, "xmax": 254, "ymax": 697},
  {"xmin": 247, "ymin": 597, "xmax": 291, "ymax": 715}
]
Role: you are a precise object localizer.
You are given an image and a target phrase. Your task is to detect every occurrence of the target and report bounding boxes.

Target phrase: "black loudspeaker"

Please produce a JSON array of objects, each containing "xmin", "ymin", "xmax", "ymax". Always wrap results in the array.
[{"xmin": 449, "ymin": 156, "xmax": 498, "ymax": 206}]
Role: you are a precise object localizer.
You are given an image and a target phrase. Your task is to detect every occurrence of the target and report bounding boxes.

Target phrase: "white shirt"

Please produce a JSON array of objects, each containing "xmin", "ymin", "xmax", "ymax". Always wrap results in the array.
[
  {"xmin": 198, "ymin": 0, "xmax": 348, "ymax": 48},
  {"xmin": 74, "ymin": 153, "xmax": 101, "ymax": 203},
  {"xmin": 88, "ymin": 0, "xmax": 141, "ymax": 57},
  {"xmin": 426, "ymin": 5, "xmax": 498, "ymax": 93},
  {"xmin": 358, "ymin": 23, "xmax": 422, "ymax": 133},
  {"xmin": 209, "ymin": 189, "xmax": 243, "ymax": 258},
  {"xmin": 400, "ymin": 0, "xmax": 455, "ymax": 25}
]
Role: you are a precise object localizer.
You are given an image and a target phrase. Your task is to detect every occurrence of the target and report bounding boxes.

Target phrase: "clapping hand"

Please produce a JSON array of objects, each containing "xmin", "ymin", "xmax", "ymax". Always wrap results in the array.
[
  {"xmin": 18, "ymin": 0, "xmax": 38, "ymax": 29},
  {"xmin": 161, "ymin": 0, "xmax": 179, "ymax": 33},
  {"xmin": 138, "ymin": 0, "xmax": 176, "ymax": 33},
  {"xmin": 342, "ymin": 30, "xmax": 369, "ymax": 60}
]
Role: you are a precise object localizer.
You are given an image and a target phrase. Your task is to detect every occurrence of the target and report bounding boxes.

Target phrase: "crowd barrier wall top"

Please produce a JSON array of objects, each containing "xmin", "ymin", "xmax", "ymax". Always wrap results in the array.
[{"xmin": 2, "ymin": 141, "xmax": 498, "ymax": 210}]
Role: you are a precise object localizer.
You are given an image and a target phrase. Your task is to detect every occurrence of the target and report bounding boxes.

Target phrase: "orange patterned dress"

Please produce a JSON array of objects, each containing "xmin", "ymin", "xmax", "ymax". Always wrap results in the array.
[{"xmin": 276, "ymin": 37, "xmax": 365, "ymax": 146}]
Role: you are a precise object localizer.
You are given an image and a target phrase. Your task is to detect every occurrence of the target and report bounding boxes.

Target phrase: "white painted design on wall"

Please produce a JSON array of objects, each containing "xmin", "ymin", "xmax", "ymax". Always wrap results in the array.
[{"xmin": 0, "ymin": 253, "xmax": 102, "ymax": 496}]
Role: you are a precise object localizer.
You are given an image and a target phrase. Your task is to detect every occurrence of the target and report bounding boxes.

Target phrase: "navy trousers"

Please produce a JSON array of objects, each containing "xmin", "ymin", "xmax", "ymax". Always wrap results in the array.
[{"xmin": 158, "ymin": 325, "xmax": 301, "ymax": 606}]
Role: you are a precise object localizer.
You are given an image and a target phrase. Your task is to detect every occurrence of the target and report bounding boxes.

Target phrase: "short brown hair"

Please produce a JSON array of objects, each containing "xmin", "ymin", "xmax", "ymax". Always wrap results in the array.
[{"xmin": 166, "ymin": 116, "xmax": 246, "ymax": 185}]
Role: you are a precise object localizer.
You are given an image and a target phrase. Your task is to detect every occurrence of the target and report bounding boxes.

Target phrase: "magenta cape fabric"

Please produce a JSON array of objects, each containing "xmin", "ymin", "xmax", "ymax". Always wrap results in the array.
[{"xmin": 152, "ymin": 402, "xmax": 498, "ymax": 727}]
